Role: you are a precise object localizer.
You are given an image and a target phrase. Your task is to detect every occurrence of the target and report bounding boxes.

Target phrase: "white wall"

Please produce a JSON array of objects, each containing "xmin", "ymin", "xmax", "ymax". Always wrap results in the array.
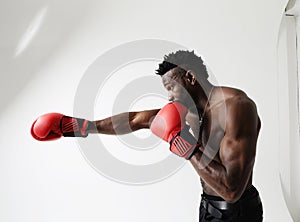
[
  {"xmin": 0, "ymin": 0, "xmax": 294, "ymax": 221},
  {"xmin": 277, "ymin": 1, "xmax": 300, "ymax": 220}
]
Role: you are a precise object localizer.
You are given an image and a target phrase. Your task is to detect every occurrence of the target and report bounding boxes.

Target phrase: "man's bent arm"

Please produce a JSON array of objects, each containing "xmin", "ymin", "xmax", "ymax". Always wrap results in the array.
[
  {"xmin": 88, "ymin": 109, "xmax": 160, "ymax": 135},
  {"xmin": 189, "ymin": 98, "xmax": 259, "ymax": 203}
]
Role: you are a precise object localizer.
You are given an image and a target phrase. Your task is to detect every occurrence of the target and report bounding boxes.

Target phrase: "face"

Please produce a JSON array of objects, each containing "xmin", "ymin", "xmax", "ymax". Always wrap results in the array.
[{"xmin": 162, "ymin": 67, "xmax": 192, "ymax": 105}]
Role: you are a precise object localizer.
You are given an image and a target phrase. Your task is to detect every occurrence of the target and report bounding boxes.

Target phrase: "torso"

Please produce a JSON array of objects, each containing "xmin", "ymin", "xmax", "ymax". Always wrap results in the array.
[{"xmin": 185, "ymin": 86, "xmax": 260, "ymax": 196}]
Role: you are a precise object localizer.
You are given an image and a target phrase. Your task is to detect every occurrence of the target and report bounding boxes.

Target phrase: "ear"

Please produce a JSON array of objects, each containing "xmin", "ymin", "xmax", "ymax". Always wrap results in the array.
[{"xmin": 185, "ymin": 70, "xmax": 197, "ymax": 85}]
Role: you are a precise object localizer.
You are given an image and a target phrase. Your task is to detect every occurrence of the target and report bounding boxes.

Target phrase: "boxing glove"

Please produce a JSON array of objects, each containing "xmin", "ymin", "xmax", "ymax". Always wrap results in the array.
[
  {"xmin": 31, "ymin": 113, "xmax": 93, "ymax": 141},
  {"xmin": 150, "ymin": 101, "xmax": 199, "ymax": 159}
]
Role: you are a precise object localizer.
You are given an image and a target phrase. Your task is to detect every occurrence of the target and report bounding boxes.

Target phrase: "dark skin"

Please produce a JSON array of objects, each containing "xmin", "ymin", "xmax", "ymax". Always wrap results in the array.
[{"xmin": 89, "ymin": 67, "xmax": 261, "ymax": 203}]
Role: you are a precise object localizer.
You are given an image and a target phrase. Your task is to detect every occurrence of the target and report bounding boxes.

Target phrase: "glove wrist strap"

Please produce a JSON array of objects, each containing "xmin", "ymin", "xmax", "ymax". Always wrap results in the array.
[
  {"xmin": 169, "ymin": 127, "xmax": 200, "ymax": 160},
  {"xmin": 60, "ymin": 116, "xmax": 91, "ymax": 137}
]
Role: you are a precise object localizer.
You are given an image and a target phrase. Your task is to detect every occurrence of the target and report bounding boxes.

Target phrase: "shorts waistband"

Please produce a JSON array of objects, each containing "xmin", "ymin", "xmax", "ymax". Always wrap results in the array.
[
  {"xmin": 200, "ymin": 186, "xmax": 261, "ymax": 219},
  {"xmin": 202, "ymin": 185, "xmax": 258, "ymax": 201}
]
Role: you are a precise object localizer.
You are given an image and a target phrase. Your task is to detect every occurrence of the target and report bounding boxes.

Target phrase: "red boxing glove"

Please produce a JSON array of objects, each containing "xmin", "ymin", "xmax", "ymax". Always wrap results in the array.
[
  {"xmin": 150, "ymin": 101, "xmax": 199, "ymax": 159},
  {"xmin": 31, "ymin": 113, "xmax": 92, "ymax": 141}
]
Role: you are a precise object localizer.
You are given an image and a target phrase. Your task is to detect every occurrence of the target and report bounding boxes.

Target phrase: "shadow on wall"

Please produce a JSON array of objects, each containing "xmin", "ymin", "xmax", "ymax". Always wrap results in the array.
[{"xmin": 0, "ymin": 0, "xmax": 94, "ymax": 111}]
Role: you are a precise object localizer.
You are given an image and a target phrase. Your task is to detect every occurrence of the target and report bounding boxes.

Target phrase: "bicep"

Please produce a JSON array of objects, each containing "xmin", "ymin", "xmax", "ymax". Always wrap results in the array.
[
  {"xmin": 131, "ymin": 109, "xmax": 160, "ymax": 129},
  {"xmin": 219, "ymin": 99, "xmax": 258, "ymax": 188},
  {"xmin": 220, "ymin": 136, "xmax": 256, "ymax": 181}
]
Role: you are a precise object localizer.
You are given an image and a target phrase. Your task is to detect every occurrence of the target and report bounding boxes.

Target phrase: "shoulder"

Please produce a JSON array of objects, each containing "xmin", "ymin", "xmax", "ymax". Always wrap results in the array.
[
  {"xmin": 219, "ymin": 86, "xmax": 257, "ymax": 112},
  {"xmin": 220, "ymin": 88, "xmax": 259, "ymax": 137},
  {"xmin": 226, "ymin": 95, "xmax": 257, "ymax": 114}
]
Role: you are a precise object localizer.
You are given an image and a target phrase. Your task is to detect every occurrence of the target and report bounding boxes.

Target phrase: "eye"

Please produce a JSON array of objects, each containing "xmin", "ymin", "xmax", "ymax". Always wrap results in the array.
[{"xmin": 167, "ymin": 85, "xmax": 173, "ymax": 91}]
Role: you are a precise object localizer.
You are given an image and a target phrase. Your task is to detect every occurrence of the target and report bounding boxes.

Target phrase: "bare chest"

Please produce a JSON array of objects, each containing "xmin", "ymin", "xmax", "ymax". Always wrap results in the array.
[{"xmin": 185, "ymin": 111, "xmax": 224, "ymax": 160}]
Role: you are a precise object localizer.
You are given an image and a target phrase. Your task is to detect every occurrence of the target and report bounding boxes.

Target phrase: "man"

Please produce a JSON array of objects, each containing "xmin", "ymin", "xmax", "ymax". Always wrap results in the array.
[{"xmin": 31, "ymin": 50, "xmax": 263, "ymax": 221}]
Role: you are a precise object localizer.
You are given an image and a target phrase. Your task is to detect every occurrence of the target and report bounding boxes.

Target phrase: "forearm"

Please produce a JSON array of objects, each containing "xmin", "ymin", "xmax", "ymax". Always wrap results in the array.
[
  {"xmin": 190, "ymin": 149, "xmax": 247, "ymax": 203},
  {"xmin": 88, "ymin": 112, "xmax": 142, "ymax": 135},
  {"xmin": 190, "ymin": 150, "xmax": 228, "ymax": 193}
]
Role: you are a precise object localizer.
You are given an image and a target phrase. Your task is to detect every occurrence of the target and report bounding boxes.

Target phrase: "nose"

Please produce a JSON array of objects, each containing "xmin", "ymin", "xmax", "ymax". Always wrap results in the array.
[{"xmin": 168, "ymin": 93, "xmax": 174, "ymax": 102}]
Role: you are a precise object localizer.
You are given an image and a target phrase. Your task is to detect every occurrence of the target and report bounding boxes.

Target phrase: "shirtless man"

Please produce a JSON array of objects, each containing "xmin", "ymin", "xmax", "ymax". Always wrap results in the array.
[{"xmin": 31, "ymin": 50, "xmax": 263, "ymax": 221}]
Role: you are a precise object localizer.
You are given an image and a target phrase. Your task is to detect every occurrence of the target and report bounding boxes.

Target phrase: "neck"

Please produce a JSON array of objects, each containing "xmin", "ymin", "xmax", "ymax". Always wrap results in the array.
[{"xmin": 195, "ymin": 81, "xmax": 215, "ymax": 111}]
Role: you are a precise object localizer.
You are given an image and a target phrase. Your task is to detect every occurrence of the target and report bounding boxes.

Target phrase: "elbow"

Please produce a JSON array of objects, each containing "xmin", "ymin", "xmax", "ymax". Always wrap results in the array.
[
  {"xmin": 222, "ymin": 190, "xmax": 241, "ymax": 203},
  {"xmin": 129, "ymin": 113, "xmax": 143, "ymax": 131},
  {"xmin": 221, "ymin": 184, "xmax": 243, "ymax": 203}
]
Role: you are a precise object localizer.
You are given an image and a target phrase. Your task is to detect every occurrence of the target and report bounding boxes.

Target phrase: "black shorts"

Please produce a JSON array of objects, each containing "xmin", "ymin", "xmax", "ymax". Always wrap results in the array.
[{"xmin": 199, "ymin": 186, "xmax": 263, "ymax": 222}]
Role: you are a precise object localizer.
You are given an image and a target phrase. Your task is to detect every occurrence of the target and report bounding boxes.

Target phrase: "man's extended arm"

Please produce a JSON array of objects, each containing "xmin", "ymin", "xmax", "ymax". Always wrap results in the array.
[
  {"xmin": 89, "ymin": 109, "xmax": 161, "ymax": 135},
  {"xmin": 31, "ymin": 109, "xmax": 160, "ymax": 141}
]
